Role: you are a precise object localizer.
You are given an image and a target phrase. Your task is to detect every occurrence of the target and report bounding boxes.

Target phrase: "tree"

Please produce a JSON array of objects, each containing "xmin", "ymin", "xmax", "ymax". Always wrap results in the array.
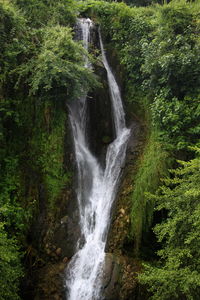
[
  {"xmin": 139, "ymin": 149, "xmax": 200, "ymax": 299},
  {"xmin": 19, "ymin": 25, "xmax": 98, "ymax": 100}
]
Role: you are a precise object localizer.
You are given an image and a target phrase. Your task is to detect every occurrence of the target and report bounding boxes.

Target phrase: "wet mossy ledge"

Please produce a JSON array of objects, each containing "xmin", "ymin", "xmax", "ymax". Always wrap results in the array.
[{"xmin": 1, "ymin": 0, "xmax": 200, "ymax": 299}]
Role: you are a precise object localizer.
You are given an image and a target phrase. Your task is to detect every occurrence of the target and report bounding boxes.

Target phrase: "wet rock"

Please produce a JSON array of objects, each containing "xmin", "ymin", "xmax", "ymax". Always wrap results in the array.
[
  {"xmin": 88, "ymin": 63, "xmax": 114, "ymax": 163},
  {"xmin": 106, "ymin": 118, "xmax": 146, "ymax": 256},
  {"xmin": 34, "ymin": 262, "xmax": 66, "ymax": 300},
  {"xmin": 102, "ymin": 253, "xmax": 122, "ymax": 300},
  {"xmin": 53, "ymin": 294, "xmax": 61, "ymax": 300},
  {"xmin": 119, "ymin": 208, "xmax": 125, "ymax": 215},
  {"xmin": 102, "ymin": 254, "xmax": 144, "ymax": 300},
  {"xmin": 52, "ymin": 211, "xmax": 80, "ymax": 259},
  {"xmin": 46, "ymin": 248, "xmax": 51, "ymax": 255},
  {"xmin": 63, "ymin": 257, "xmax": 68, "ymax": 264},
  {"xmin": 55, "ymin": 248, "xmax": 62, "ymax": 256},
  {"xmin": 61, "ymin": 215, "xmax": 68, "ymax": 224}
]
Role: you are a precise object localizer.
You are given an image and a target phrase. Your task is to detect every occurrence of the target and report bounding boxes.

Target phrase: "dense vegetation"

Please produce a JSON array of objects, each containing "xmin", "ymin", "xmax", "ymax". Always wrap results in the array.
[
  {"xmin": 139, "ymin": 152, "xmax": 200, "ymax": 299},
  {"xmin": 85, "ymin": 0, "xmax": 200, "ymax": 298},
  {"xmin": 0, "ymin": 0, "xmax": 96, "ymax": 298},
  {"xmin": 0, "ymin": 0, "xmax": 200, "ymax": 299}
]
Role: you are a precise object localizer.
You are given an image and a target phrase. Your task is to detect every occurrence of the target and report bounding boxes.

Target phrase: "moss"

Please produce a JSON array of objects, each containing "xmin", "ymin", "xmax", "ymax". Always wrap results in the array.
[
  {"xmin": 130, "ymin": 129, "xmax": 170, "ymax": 255},
  {"xmin": 27, "ymin": 99, "xmax": 71, "ymax": 212}
]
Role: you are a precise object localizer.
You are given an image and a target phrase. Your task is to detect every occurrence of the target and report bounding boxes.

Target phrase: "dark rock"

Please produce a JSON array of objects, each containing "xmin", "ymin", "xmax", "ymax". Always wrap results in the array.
[
  {"xmin": 53, "ymin": 294, "xmax": 61, "ymax": 300},
  {"xmin": 63, "ymin": 257, "xmax": 68, "ymax": 264},
  {"xmin": 55, "ymin": 248, "xmax": 62, "ymax": 256},
  {"xmin": 33, "ymin": 262, "xmax": 66, "ymax": 300},
  {"xmin": 101, "ymin": 253, "xmax": 122, "ymax": 300},
  {"xmin": 102, "ymin": 254, "xmax": 144, "ymax": 300},
  {"xmin": 87, "ymin": 62, "xmax": 114, "ymax": 164},
  {"xmin": 61, "ymin": 216, "xmax": 68, "ymax": 224},
  {"xmin": 52, "ymin": 213, "xmax": 80, "ymax": 259}
]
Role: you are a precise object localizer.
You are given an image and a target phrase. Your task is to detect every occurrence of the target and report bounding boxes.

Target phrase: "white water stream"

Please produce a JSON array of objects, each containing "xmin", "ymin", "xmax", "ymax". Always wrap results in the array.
[{"xmin": 65, "ymin": 18, "xmax": 131, "ymax": 300}]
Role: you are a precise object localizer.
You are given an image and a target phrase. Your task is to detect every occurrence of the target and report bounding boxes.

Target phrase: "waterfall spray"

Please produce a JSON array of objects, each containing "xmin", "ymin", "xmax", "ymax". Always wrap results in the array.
[{"xmin": 65, "ymin": 19, "xmax": 130, "ymax": 300}]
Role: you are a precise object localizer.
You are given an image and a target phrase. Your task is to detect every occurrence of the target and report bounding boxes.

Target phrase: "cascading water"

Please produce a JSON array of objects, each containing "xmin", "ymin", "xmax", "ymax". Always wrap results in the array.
[{"xmin": 65, "ymin": 19, "xmax": 131, "ymax": 300}]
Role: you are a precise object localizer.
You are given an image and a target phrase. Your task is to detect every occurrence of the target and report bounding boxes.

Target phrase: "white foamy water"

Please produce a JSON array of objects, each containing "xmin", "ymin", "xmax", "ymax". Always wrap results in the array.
[{"xmin": 65, "ymin": 19, "xmax": 130, "ymax": 300}]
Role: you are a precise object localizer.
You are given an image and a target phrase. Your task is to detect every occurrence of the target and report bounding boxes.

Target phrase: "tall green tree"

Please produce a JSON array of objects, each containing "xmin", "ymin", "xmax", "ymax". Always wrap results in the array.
[{"xmin": 139, "ymin": 150, "xmax": 200, "ymax": 299}]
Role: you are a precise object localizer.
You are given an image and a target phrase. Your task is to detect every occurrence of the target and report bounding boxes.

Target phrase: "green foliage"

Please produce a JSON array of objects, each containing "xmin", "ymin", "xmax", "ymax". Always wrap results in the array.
[
  {"xmin": 131, "ymin": 130, "xmax": 170, "ymax": 254},
  {"xmin": 85, "ymin": 0, "xmax": 200, "ymax": 150},
  {"xmin": 139, "ymin": 150, "xmax": 200, "ymax": 299},
  {"xmin": 20, "ymin": 25, "xmax": 98, "ymax": 99},
  {"xmin": 0, "ymin": 0, "xmax": 28, "ymax": 89},
  {"xmin": 0, "ymin": 157, "xmax": 31, "ymax": 235},
  {"xmin": 82, "ymin": 0, "xmax": 153, "ymax": 104},
  {"xmin": 125, "ymin": 0, "xmax": 158, "ymax": 6},
  {"xmin": 85, "ymin": 1, "xmax": 151, "ymax": 82},
  {"xmin": 151, "ymin": 93, "xmax": 200, "ymax": 150},
  {"xmin": 1, "ymin": 0, "xmax": 200, "ymax": 298},
  {"xmin": 0, "ymin": 223, "xmax": 22, "ymax": 300},
  {"xmin": 83, "ymin": 1, "xmax": 200, "ymax": 252},
  {"xmin": 0, "ymin": 0, "xmax": 94, "ymax": 298},
  {"xmin": 14, "ymin": 0, "xmax": 77, "ymax": 28},
  {"xmin": 140, "ymin": 2, "xmax": 200, "ymax": 148},
  {"xmin": 29, "ymin": 100, "xmax": 71, "ymax": 210}
]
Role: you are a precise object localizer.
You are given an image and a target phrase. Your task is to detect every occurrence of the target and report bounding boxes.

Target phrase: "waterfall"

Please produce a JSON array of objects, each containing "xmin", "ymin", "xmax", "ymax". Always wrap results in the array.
[{"xmin": 65, "ymin": 19, "xmax": 131, "ymax": 300}]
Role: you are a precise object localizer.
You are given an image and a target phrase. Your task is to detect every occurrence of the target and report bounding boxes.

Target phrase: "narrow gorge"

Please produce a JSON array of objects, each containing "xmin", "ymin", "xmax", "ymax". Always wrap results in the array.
[{"xmin": 65, "ymin": 18, "xmax": 130, "ymax": 300}]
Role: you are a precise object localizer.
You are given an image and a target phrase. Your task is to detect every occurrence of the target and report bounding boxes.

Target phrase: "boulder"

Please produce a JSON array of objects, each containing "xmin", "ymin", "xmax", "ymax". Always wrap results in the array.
[
  {"xmin": 52, "ymin": 212, "xmax": 81, "ymax": 259},
  {"xmin": 101, "ymin": 253, "xmax": 122, "ymax": 300}
]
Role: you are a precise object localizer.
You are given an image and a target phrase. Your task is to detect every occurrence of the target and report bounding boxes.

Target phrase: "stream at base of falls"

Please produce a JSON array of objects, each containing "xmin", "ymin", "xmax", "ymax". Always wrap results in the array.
[{"xmin": 65, "ymin": 18, "xmax": 131, "ymax": 300}]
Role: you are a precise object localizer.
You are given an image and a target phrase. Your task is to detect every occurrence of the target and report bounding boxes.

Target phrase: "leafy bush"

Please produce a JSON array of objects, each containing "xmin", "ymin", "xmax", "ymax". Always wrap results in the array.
[
  {"xmin": 0, "ymin": 0, "xmax": 27, "ymax": 88},
  {"xmin": 151, "ymin": 92, "xmax": 200, "ymax": 150},
  {"xmin": 17, "ymin": 25, "xmax": 98, "ymax": 100},
  {"xmin": 140, "ymin": 2, "xmax": 200, "ymax": 148},
  {"xmin": 0, "ymin": 224, "xmax": 22, "ymax": 300},
  {"xmin": 14, "ymin": 0, "xmax": 77, "ymax": 27},
  {"xmin": 139, "ymin": 150, "xmax": 200, "ymax": 299}
]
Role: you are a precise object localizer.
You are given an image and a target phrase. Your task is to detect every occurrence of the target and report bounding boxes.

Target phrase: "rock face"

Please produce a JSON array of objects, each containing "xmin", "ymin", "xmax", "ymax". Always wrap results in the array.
[
  {"xmin": 88, "ymin": 64, "xmax": 114, "ymax": 164},
  {"xmin": 101, "ymin": 253, "xmax": 145, "ymax": 300},
  {"xmin": 98, "ymin": 118, "xmax": 146, "ymax": 300},
  {"xmin": 52, "ymin": 214, "xmax": 80, "ymax": 259},
  {"xmin": 100, "ymin": 37, "xmax": 147, "ymax": 300},
  {"xmin": 102, "ymin": 119, "xmax": 147, "ymax": 300},
  {"xmin": 106, "ymin": 119, "xmax": 145, "ymax": 255},
  {"xmin": 34, "ymin": 262, "xmax": 67, "ymax": 300},
  {"xmin": 102, "ymin": 253, "xmax": 121, "ymax": 300}
]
